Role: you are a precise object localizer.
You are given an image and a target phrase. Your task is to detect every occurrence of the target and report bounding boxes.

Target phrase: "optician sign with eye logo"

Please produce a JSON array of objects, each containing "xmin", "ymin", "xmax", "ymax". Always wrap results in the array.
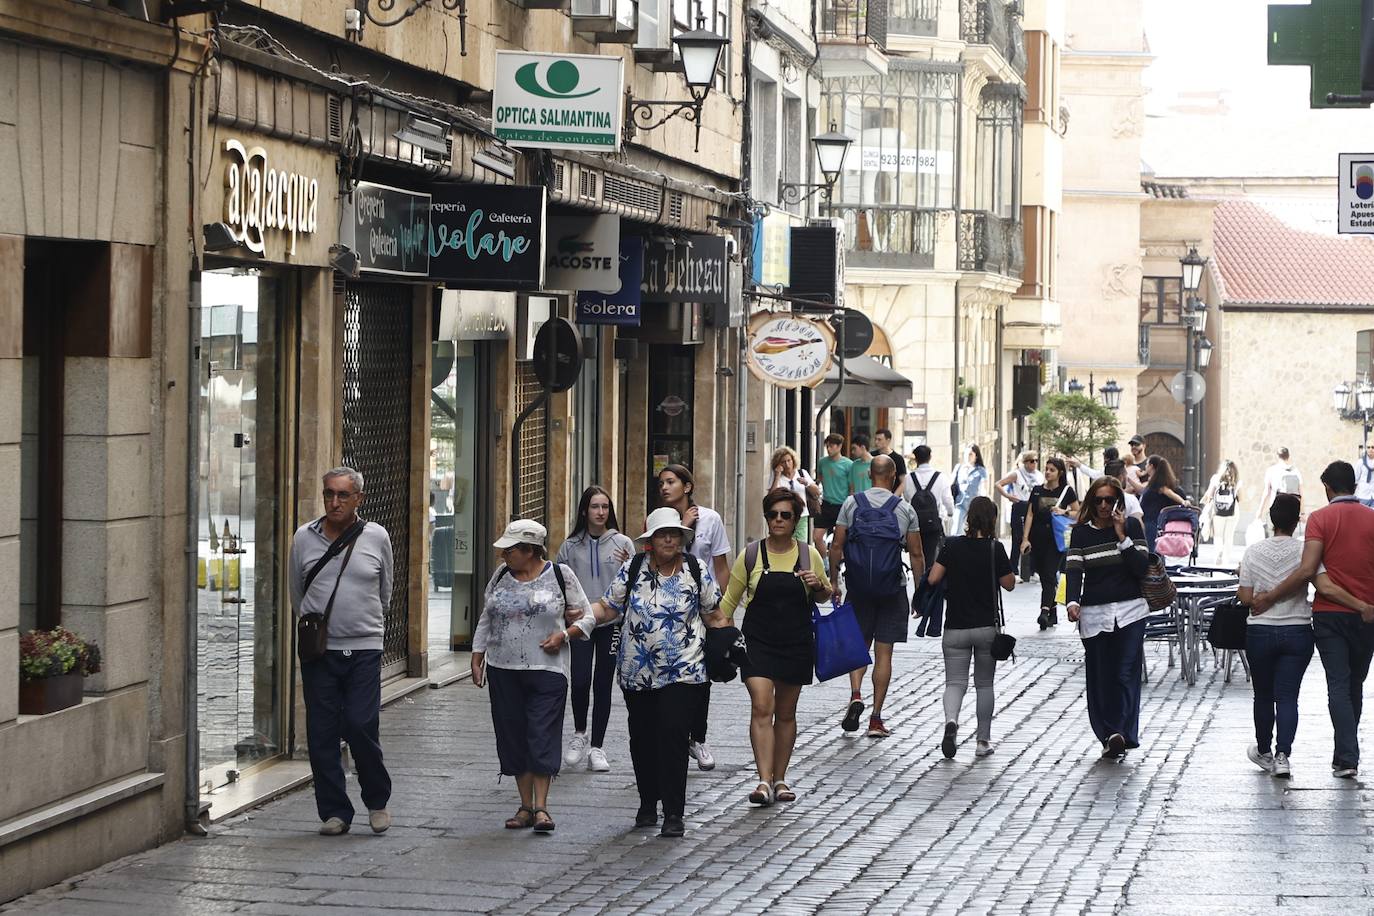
[{"xmin": 493, "ymin": 51, "xmax": 624, "ymax": 152}]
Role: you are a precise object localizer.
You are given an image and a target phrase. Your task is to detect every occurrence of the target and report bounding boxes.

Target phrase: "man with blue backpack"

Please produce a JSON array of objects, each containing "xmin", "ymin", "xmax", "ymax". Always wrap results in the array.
[{"xmin": 828, "ymin": 455, "xmax": 926, "ymax": 738}]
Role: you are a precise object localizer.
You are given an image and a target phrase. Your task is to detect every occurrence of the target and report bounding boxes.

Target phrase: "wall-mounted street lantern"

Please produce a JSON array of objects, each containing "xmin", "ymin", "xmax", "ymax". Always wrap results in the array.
[
  {"xmin": 779, "ymin": 125, "xmax": 854, "ymax": 204},
  {"xmin": 1195, "ymin": 336, "xmax": 1213, "ymax": 370},
  {"xmin": 1100, "ymin": 378, "xmax": 1123, "ymax": 411},
  {"xmin": 625, "ymin": 15, "xmax": 730, "ymax": 151}
]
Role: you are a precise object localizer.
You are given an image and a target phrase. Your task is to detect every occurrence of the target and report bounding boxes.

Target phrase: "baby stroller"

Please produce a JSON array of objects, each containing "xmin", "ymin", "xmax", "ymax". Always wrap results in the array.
[{"xmin": 1155, "ymin": 505, "xmax": 1202, "ymax": 562}]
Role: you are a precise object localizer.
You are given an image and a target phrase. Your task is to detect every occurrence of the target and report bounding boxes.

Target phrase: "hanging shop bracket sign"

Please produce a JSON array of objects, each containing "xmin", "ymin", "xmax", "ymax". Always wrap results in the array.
[
  {"xmin": 343, "ymin": 182, "xmax": 431, "ymax": 277},
  {"xmin": 575, "ymin": 237, "xmax": 644, "ymax": 325},
  {"xmin": 744, "ymin": 311, "xmax": 835, "ymax": 389},
  {"xmin": 643, "ymin": 235, "xmax": 727, "ymax": 304},
  {"xmin": 429, "ymin": 185, "xmax": 547, "ymax": 290},
  {"xmin": 493, "ymin": 51, "xmax": 625, "ymax": 152},
  {"xmin": 545, "ymin": 213, "xmax": 620, "ymax": 291}
]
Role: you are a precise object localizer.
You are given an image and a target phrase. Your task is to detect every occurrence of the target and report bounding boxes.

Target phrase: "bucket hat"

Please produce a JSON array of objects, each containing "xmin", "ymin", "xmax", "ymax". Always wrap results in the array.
[{"xmin": 635, "ymin": 507, "xmax": 695, "ymax": 547}]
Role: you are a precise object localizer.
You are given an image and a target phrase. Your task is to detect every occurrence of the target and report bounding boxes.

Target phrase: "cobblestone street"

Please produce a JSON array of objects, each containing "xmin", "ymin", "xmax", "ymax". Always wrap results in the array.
[{"xmin": 7, "ymin": 582, "xmax": 1368, "ymax": 915}]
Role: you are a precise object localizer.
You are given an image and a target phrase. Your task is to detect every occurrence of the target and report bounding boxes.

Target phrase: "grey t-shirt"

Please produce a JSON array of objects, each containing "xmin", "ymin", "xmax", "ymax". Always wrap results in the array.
[
  {"xmin": 473, "ymin": 562, "xmax": 595, "ymax": 679},
  {"xmin": 835, "ymin": 487, "xmax": 919, "ymax": 535}
]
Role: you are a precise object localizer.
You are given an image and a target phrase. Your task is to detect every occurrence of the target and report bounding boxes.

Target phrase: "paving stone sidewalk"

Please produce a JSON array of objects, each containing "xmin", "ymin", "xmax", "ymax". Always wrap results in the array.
[{"xmin": 6, "ymin": 582, "xmax": 1370, "ymax": 915}]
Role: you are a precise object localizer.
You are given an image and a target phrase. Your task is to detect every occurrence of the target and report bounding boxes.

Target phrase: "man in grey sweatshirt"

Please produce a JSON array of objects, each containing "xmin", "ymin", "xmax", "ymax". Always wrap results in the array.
[{"xmin": 289, "ymin": 466, "xmax": 394, "ymax": 836}]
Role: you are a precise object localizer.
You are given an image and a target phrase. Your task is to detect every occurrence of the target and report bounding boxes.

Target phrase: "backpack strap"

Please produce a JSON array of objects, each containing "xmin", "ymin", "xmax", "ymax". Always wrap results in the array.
[
  {"xmin": 495, "ymin": 564, "xmax": 511, "ymax": 585},
  {"xmin": 552, "ymin": 562, "xmax": 568, "ymax": 607},
  {"xmin": 744, "ymin": 540, "xmax": 759, "ymax": 578},
  {"xmin": 626, "ymin": 550, "xmax": 648, "ymax": 590}
]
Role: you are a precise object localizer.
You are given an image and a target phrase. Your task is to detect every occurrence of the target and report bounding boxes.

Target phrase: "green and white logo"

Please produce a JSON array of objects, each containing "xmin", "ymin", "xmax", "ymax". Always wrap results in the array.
[
  {"xmin": 514, "ymin": 61, "xmax": 599, "ymax": 100},
  {"xmin": 494, "ymin": 51, "xmax": 624, "ymax": 152}
]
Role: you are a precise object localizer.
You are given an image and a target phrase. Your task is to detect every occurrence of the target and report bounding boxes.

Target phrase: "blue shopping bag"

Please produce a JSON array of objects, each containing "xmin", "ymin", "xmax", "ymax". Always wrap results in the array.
[
  {"xmin": 813, "ymin": 602, "xmax": 873, "ymax": 682},
  {"xmin": 1051, "ymin": 513, "xmax": 1074, "ymax": 552}
]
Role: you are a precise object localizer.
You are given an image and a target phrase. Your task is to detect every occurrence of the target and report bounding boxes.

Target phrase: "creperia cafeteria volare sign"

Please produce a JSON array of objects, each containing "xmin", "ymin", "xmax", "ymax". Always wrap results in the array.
[
  {"xmin": 223, "ymin": 139, "xmax": 320, "ymax": 256},
  {"xmin": 493, "ymin": 52, "xmax": 624, "ymax": 152}
]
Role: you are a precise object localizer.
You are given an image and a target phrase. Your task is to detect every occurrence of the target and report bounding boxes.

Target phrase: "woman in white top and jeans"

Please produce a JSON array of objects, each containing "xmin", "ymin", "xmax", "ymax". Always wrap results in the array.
[
  {"xmin": 1202, "ymin": 460, "xmax": 1241, "ymax": 566},
  {"xmin": 471, "ymin": 520, "xmax": 596, "ymax": 833},
  {"xmin": 1238, "ymin": 493, "xmax": 1312, "ymax": 778},
  {"xmin": 767, "ymin": 446, "xmax": 821, "ymax": 544}
]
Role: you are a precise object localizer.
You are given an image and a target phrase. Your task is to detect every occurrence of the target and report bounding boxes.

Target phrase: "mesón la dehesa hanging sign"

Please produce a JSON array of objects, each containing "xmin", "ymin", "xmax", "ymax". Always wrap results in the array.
[
  {"xmin": 643, "ymin": 235, "xmax": 727, "ymax": 304},
  {"xmin": 744, "ymin": 311, "xmax": 835, "ymax": 389},
  {"xmin": 344, "ymin": 182, "xmax": 431, "ymax": 277},
  {"xmin": 428, "ymin": 185, "xmax": 547, "ymax": 290}
]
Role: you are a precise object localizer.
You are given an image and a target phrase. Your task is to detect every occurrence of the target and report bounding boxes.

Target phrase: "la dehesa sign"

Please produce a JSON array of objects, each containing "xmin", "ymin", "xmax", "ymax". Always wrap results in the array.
[
  {"xmin": 493, "ymin": 52, "xmax": 624, "ymax": 152},
  {"xmin": 745, "ymin": 312, "xmax": 835, "ymax": 389}
]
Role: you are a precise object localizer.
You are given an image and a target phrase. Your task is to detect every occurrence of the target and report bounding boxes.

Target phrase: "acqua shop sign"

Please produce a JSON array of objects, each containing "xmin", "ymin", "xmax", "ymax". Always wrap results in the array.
[
  {"xmin": 428, "ymin": 185, "xmax": 547, "ymax": 290},
  {"xmin": 493, "ymin": 52, "xmax": 624, "ymax": 152},
  {"xmin": 344, "ymin": 182, "xmax": 431, "ymax": 277},
  {"xmin": 222, "ymin": 138, "xmax": 320, "ymax": 257}
]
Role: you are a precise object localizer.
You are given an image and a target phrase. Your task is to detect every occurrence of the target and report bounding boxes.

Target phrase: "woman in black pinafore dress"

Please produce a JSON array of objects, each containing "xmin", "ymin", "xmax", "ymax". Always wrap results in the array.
[{"xmin": 719, "ymin": 489, "xmax": 832, "ymax": 808}]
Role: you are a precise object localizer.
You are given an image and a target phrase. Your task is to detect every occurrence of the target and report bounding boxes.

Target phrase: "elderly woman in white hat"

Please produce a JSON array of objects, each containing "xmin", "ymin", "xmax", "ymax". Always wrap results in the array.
[
  {"xmin": 471, "ymin": 519, "xmax": 595, "ymax": 834},
  {"xmin": 593, "ymin": 506, "xmax": 726, "ymax": 838}
]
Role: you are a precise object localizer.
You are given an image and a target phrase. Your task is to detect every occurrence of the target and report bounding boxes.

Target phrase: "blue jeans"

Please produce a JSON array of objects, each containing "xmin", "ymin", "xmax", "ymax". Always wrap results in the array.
[
  {"xmin": 1313, "ymin": 614, "xmax": 1374, "ymax": 768},
  {"xmin": 1246, "ymin": 624, "xmax": 1315, "ymax": 756},
  {"xmin": 301, "ymin": 649, "xmax": 392, "ymax": 824},
  {"xmin": 1082, "ymin": 618, "xmax": 1146, "ymax": 747}
]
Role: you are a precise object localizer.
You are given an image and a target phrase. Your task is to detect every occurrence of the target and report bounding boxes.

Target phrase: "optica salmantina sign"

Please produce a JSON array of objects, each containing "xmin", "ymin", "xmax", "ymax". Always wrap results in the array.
[{"xmin": 493, "ymin": 51, "xmax": 624, "ymax": 152}]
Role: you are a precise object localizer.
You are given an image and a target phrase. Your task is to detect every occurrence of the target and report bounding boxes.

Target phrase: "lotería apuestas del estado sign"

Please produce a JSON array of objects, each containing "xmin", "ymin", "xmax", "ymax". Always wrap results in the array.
[{"xmin": 493, "ymin": 52, "xmax": 624, "ymax": 152}]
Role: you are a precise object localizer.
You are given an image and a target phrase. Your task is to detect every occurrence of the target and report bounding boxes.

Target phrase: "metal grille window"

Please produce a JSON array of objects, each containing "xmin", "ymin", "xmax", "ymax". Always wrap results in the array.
[
  {"xmin": 515, "ymin": 362, "xmax": 548, "ymax": 525},
  {"xmin": 341, "ymin": 284, "xmax": 413, "ymax": 671},
  {"xmin": 974, "ymin": 82, "xmax": 1023, "ymax": 220}
]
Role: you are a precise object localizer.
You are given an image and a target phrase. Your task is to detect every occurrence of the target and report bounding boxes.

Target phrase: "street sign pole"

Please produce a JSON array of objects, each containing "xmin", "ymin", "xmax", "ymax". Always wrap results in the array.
[{"xmin": 814, "ymin": 317, "xmax": 847, "ymax": 463}]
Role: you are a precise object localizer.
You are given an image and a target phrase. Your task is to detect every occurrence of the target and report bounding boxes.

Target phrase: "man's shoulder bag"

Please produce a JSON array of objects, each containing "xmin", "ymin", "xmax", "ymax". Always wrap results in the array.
[{"xmin": 297, "ymin": 519, "xmax": 367, "ymax": 663}]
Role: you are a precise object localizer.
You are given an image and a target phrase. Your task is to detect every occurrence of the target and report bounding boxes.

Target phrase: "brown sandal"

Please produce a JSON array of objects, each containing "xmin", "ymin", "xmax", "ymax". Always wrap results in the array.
[
  {"xmin": 532, "ymin": 807, "xmax": 555, "ymax": 833},
  {"xmin": 505, "ymin": 806, "xmax": 534, "ymax": 829}
]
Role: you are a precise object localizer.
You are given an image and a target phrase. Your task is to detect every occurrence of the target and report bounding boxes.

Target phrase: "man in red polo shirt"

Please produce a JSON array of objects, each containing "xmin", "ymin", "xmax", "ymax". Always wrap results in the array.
[{"xmin": 1252, "ymin": 461, "xmax": 1374, "ymax": 777}]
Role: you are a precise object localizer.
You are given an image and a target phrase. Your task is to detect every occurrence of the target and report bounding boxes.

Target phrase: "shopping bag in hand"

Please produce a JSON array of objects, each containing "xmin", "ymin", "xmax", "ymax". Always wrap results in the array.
[{"xmin": 813, "ymin": 602, "xmax": 873, "ymax": 682}]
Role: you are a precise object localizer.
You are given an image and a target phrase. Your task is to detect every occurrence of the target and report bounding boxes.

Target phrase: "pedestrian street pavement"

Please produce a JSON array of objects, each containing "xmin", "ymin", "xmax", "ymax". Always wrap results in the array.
[{"xmin": 7, "ymin": 574, "xmax": 1374, "ymax": 916}]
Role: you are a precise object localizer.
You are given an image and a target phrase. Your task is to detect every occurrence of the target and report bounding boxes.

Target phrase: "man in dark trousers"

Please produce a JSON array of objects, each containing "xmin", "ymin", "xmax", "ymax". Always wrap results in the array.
[{"xmin": 289, "ymin": 466, "xmax": 395, "ymax": 835}]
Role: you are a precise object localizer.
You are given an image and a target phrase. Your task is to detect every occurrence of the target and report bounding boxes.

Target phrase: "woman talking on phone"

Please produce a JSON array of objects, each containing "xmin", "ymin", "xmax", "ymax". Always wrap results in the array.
[{"xmin": 1063, "ymin": 477, "xmax": 1151, "ymax": 760}]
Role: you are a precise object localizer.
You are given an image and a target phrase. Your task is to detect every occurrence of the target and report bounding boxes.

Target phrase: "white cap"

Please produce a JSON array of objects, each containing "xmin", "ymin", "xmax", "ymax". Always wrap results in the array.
[
  {"xmin": 493, "ymin": 519, "xmax": 548, "ymax": 550},
  {"xmin": 635, "ymin": 507, "xmax": 696, "ymax": 546}
]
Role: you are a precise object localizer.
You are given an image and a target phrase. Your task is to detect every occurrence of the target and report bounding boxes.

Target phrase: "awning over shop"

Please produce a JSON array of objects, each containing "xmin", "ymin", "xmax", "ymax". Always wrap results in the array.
[{"xmin": 815, "ymin": 356, "xmax": 914, "ymax": 408}]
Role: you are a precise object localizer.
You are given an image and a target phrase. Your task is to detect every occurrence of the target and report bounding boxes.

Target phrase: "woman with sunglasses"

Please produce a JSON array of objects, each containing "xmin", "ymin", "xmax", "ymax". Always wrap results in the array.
[
  {"xmin": 720, "ymin": 489, "xmax": 832, "ymax": 806},
  {"xmin": 995, "ymin": 452, "xmax": 1043, "ymax": 581},
  {"xmin": 1064, "ymin": 477, "xmax": 1151, "ymax": 760}
]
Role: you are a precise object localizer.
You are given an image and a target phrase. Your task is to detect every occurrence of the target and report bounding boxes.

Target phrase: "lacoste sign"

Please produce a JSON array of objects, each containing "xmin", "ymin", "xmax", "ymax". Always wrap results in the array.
[
  {"xmin": 544, "ymin": 214, "xmax": 620, "ymax": 292},
  {"xmin": 493, "ymin": 51, "xmax": 624, "ymax": 152}
]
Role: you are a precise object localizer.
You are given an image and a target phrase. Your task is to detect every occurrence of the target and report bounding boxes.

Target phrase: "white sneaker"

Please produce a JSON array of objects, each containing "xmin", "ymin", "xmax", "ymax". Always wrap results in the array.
[
  {"xmin": 689, "ymin": 740, "xmax": 716, "ymax": 770},
  {"xmin": 1247, "ymin": 744, "xmax": 1274, "ymax": 773},
  {"xmin": 587, "ymin": 747, "xmax": 610, "ymax": 772},
  {"xmin": 564, "ymin": 732, "xmax": 588, "ymax": 767},
  {"xmin": 1272, "ymin": 752, "xmax": 1291, "ymax": 778},
  {"xmin": 975, "ymin": 740, "xmax": 994, "ymax": 758}
]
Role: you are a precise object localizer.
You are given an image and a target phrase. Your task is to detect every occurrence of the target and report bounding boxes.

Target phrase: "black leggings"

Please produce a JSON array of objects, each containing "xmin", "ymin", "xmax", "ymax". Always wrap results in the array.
[
  {"xmin": 1031, "ymin": 538, "xmax": 1065, "ymax": 609},
  {"xmin": 570, "ymin": 624, "xmax": 618, "ymax": 747}
]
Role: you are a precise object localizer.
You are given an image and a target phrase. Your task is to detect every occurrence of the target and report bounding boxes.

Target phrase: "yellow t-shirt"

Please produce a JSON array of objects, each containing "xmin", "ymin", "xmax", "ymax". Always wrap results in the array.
[{"xmin": 719, "ymin": 541, "xmax": 831, "ymax": 618}]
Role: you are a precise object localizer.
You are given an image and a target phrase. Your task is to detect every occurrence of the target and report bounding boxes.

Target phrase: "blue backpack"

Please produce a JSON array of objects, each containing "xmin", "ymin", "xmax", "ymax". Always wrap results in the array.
[{"xmin": 842, "ymin": 491, "xmax": 907, "ymax": 597}]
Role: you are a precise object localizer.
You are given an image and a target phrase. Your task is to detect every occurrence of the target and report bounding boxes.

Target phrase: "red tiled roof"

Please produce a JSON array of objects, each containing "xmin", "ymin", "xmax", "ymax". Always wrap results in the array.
[{"xmin": 1211, "ymin": 199, "xmax": 1374, "ymax": 308}]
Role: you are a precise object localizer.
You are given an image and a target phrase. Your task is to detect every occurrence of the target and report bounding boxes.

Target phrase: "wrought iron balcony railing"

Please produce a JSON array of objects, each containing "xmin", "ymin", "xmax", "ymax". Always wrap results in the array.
[
  {"xmin": 828, "ymin": 205, "xmax": 939, "ymax": 269},
  {"xmin": 957, "ymin": 211, "xmax": 1023, "ymax": 277},
  {"xmin": 888, "ymin": 0, "xmax": 938, "ymax": 36},
  {"xmin": 959, "ymin": 0, "xmax": 1024, "ymax": 75},
  {"xmin": 821, "ymin": 0, "xmax": 889, "ymax": 52}
]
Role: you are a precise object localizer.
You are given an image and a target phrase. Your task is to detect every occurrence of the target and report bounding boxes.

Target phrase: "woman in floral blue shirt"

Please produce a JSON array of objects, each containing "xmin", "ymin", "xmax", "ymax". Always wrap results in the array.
[{"xmin": 595, "ymin": 507, "xmax": 726, "ymax": 838}]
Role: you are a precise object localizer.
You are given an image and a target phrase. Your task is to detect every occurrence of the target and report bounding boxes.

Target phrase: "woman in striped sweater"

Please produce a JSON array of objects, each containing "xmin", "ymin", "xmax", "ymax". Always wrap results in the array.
[{"xmin": 1064, "ymin": 476, "xmax": 1151, "ymax": 760}]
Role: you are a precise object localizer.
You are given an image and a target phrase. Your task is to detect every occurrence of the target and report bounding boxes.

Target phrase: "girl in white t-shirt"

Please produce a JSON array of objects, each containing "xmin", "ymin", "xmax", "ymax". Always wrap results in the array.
[{"xmin": 767, "ymin": 446, "xmax": 821, "ymax": 544}]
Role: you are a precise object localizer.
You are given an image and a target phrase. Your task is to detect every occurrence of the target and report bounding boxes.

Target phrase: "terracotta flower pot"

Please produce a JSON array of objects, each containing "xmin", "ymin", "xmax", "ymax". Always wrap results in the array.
[{"xmin": 18, "ymin": 672, "xmax": 84, "ymax": 715}]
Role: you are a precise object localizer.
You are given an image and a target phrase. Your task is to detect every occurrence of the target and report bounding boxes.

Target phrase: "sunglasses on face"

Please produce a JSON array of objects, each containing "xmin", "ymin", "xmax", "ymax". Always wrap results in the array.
[
  {"xmin": 765, "ymin": 510, "xmax": 795, "ymax": 521},
  {"xmin": 1092, "ymin": 495, "xmax": 1118, "ymax": 505}
]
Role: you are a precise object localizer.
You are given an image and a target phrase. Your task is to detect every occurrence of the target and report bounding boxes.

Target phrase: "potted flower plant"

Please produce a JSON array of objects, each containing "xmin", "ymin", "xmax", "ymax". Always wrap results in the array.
[
  {"xmin": 18, "ymin": 626, "xmax": 102, "ymax": 715},
  {"xmin": 957, "ymin": 384, "xmax": 977, "ymax": 411}
]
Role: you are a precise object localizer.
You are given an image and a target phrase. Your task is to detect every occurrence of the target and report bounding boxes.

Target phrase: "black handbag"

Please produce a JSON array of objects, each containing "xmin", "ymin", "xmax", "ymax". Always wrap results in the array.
[
  {"xmin": 1207, "ymin": 599, "xmax": 1250, "ymax": 651},
  {"xmin": 297, "ymin": 520, "xmax": 366, "ymax": 663},
  {"xmin": 990, "ymin": 540, "xmax": 1016, "ymax": 661}
]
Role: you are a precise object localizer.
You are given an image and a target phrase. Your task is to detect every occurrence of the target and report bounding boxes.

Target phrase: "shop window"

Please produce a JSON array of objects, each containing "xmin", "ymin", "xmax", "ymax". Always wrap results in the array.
[{"xmin": 1018, "ymin": 205, "xmax": 1057, "ymax": 299}]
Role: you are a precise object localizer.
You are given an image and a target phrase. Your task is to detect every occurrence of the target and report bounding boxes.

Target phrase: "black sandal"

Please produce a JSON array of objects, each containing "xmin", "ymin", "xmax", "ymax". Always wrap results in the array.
[
  {"xmin": 505, "ymin": 806, "xmax": 534, "ymax": 829},
  {"xmin": 532, "ymin": 807, "xmax": 555, "ymax": 833}
]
